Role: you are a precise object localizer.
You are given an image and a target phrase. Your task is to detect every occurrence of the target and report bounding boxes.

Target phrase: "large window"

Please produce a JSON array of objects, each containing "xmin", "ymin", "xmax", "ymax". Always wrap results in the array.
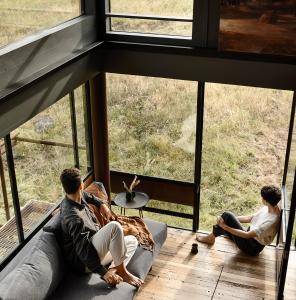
[
  {"xmin": 200, "ymin": 83, "xmax": 293, "ymax": 231},
  {"xmin": 108, "ymin": 0, "xmax": 193, "ymax": 37},
  {"xmin": 0, "ymin": 84, "xmax": 92, "ymax": 261},
  {"xmin": 219, "ymin": 1, "xmax": 296, "ymax": 56},
  {"xmin": 0, "ymin": 0, "xmax": 81, "ymax": 48},
  {"xmin": 107, "ymin": 74, "xmax": 197, "ymax": 182},
  {"xmin": 107, "ymin": 74, "xmax": 196, "ymax": 229}
]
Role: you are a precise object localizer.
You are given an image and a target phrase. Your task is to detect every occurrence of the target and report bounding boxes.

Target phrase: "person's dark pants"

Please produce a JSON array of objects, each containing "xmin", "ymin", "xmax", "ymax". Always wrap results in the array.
[{"xmin": 213, "ymin": 211, "xmax": 265, "ymax": 256}]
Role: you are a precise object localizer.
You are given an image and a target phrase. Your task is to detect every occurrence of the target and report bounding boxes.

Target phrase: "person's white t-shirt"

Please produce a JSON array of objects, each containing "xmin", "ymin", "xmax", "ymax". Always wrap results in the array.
[{"xmin": 249, "ymin": 206, "xmax": 279, "ymax": 245}]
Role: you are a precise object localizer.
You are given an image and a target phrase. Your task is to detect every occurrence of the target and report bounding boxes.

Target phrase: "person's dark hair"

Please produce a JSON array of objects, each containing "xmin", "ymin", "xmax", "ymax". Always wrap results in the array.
[
  {"xmin": 261, "ymin": 185, "xmax": 281, "ymax": 206},
  {"xmin": 60, "ymin": 168, "xmax": 81, "ymax": 194}
]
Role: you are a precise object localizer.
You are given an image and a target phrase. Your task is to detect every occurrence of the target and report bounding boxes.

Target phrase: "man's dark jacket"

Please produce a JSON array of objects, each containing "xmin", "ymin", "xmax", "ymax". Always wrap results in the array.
[{"xmin": 60, "ymin": 191, "xmax": 108, "ymax": 276}]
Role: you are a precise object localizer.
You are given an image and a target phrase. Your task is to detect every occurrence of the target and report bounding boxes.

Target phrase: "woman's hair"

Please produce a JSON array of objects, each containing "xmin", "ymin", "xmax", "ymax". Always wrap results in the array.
[
  {"xmin": 261, "ymin": 185, "xmax": 281, "ymax": 207},
  {"xmin": 60, "ymin": 168, "xmax": 81, "ymax": 194}
]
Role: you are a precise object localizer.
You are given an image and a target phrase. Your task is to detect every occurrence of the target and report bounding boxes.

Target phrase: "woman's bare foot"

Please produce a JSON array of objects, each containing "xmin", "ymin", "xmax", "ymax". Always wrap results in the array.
[{"xmin": 196, "ymin": 233, "xmax": 215, "ymax": 245}]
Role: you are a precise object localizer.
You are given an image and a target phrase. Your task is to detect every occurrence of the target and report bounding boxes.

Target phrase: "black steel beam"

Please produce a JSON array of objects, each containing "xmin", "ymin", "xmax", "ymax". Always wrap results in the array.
[
  {"xmin": 282, "ymin": 92, "xmax": 296, "ymax": 187},
  {"xmin": 0, "ymin": 42, "xmax": 103, "ymax": 139},
  {"xmin": 193, "ymin": 82, "xmax": 205, "ymax": 232},
  {"xmin": 4, "ymin": 134, "xmax": 24, "ymax": 243},
  {"xmin": 101, "ymin": 42, "xmax": 296, "ymax": 91},
  {"xmin": 106, "ymin": 13, "xmax": 192, "ymax": 22},
  {"xmin": 277, "ymin": 168, "xmax": 296, "ymax": 299},
  {"xmin": 69, "ymin": 91, "xmax": 80, "ymax": 169}
]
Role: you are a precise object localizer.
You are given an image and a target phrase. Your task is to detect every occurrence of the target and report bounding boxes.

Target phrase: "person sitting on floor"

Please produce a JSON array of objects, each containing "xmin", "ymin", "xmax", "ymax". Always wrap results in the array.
[
  {"xmin": 196, "ymin": 185, "xmax": 281, "ymax": 256},
  {"xmin": 59, "ymin": 167, "xmax": 143, "ymax": 287}
]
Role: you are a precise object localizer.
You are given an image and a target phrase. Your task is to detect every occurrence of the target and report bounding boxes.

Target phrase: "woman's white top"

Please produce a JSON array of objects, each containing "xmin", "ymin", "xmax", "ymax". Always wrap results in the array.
[{"xmin": 249, "ymin": 206, "xmax": 280, "ymax": 245}]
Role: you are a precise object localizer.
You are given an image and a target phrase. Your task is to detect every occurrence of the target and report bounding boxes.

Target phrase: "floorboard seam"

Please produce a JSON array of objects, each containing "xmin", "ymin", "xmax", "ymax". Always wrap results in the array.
[{"xmin": 211, "ymin": 265, "xmax": 224, "ymax": 300}]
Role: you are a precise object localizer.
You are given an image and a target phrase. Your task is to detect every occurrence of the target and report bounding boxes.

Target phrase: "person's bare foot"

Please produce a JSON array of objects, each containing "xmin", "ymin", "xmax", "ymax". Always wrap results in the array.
[
  {"xmin": 120, "ymin": 271, "xmax": 143, "ymax": 287},
  {"xmin": 111, "ymin": 265, "xmax": 144, "ymax": 287},
  {"xmin": 196, "ymin": 233, "xmax": 215, "ymax": 245}
]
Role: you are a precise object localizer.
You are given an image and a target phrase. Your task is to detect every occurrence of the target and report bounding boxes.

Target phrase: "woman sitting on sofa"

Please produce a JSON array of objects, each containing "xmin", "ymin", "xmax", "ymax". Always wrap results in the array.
[{"xmin": 196, "ymin": 185, "xmax": 281, "ymax": 256}]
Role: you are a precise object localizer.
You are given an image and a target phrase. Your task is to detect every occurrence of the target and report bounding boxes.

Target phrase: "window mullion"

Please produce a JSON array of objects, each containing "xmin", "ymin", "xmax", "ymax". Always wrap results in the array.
[{"xmin": 4, "ymin": 134, "xmax": 24, "ymax": 243}]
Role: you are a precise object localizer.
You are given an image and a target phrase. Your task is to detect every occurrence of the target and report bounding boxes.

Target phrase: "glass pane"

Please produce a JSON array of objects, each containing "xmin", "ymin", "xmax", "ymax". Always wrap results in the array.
[
  {"xmin": 0, "ymin": 0, "xmax": 81, "ymax": 48},
  {"xmin": 200, "ymin": 84, "xmax": 293, "ymax": 231},
  {"xmin": 107, "ymin": 74, "xmax": 197, "ymax": 182},
  {"xmin": 0, "ymin": 139, "xmax": 18, "ymax": 262},
  {"xmin": 74, "ymin": 85, "xmax": 92, "ymax": 175},
  {"xmin": 110, "ymin": 0, "xmax": 193, "ymax": 18},
  {"xmin": 111, "ymin": 18, "xmax": 192, "ymax": 36},
  {"xmin": 11, "ymin": 95, "xmax": 75, "ymax": 237},
  {"xmin": 219, "ymin": 1, "xmax": 296, "ymax": 56}
]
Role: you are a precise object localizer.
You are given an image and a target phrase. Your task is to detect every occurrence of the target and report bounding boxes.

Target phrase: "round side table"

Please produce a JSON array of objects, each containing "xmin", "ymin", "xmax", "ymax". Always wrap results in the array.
[{"xmin": 114, "ymin": 191, "xmax": 149, "ymax": 218}]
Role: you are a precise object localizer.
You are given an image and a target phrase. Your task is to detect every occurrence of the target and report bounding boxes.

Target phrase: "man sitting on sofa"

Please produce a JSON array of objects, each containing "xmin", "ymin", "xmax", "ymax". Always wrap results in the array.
[{"xmin": 59, "ymin": 168, "xmax": 143, "ymax": 287}]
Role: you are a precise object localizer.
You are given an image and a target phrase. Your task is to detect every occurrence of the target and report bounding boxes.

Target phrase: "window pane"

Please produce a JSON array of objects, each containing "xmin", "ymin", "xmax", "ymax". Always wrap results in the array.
[
  {"xmin": 219, "ymin": 1, "xmax": 296, "ymax": 56},
  {"xmin": 74, "ymin": 85, "xmax": 92, "ymax": 174},
  {"xmin": 111, "ymin": 18, "xmax": 192, "ymax": 36},
  {"xmin": 200, "ymin": 84, "xmax": 292, "ymax": 231},
  {"xmin": 0, "ymin": 0, "xmax": 81, "ymax": 48},
  {"xmin": 109, "ymin": 0, "xmax": 193, "ymax": 37},
  {"xmin": 110, "ymin": 0, "xmax": 193, "ymax": 18},
  {"xmin": 107, "ymin": 74, "xmax": 197, "ymax": 182}
]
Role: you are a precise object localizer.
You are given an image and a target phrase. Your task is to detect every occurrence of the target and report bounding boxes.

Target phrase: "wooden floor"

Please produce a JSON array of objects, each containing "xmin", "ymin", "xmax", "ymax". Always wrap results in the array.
[{"xmin": 135, "ymin": 228, "xmax": 296, "ymax": 300}]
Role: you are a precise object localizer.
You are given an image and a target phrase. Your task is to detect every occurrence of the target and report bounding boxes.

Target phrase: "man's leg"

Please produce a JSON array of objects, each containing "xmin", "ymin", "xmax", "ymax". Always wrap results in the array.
[
  {"xmin": 92, "ymin": 221, "xmax": 143, "ymax": 286},
  {"xmin": 92, "ymin": 221, "xmax": 126, "ymax": 267},
  {"xmin": 102, "ymin": 235, "xmax": 138, "ymax": 267}
]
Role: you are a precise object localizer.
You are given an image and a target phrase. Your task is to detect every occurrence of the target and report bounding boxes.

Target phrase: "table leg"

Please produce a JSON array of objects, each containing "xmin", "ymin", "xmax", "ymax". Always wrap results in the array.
[
  {"xmin": 139, "ymin": 208, "xmax": 143, "ymax": 218},
  {"xmin": 121, "ymin": 207, "xmax": 123, "ymax": 215}
]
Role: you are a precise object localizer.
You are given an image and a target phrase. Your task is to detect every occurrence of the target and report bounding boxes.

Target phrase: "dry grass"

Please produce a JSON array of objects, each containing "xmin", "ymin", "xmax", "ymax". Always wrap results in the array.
[{"xmin": 0, "ymin": 2, "xmax": 295, "ymax": 237}]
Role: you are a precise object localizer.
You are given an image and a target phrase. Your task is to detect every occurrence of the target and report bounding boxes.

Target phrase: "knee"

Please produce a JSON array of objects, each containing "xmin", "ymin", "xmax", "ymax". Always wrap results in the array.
[
  {"xmin": 128, "ymin": 235, "xmax": 138, "ymax": 247},
  {"xmin": 221, "ymin": 211, "xmax": 235, "ymax": 223},
  {"xmin": 108, "ymin": 221, "xmax": 123, "ymax": 234}
]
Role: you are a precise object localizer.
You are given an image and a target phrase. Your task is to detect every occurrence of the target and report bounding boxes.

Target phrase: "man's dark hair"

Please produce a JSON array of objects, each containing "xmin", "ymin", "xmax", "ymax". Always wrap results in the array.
[
  {"xmin": 261, "ymin": 185, "xmax": 281, "ymax": 207},
  {"xmin": 60, "ymin": 168, "xmax": 81, "ymax": 194}
]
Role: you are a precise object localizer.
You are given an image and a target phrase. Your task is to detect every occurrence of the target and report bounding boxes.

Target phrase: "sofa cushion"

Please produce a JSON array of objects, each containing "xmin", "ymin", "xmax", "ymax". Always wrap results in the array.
[
  {"xmin": 0, "ymin": 232, "xmax": 65, "ymax": 300},
  {"xmin": 43, "ymin": 213, "xmax": 63, "ymax": 245},
  {"xmin": 48, "ymin": 219, "xmax": 167, "ymax": 300},
  {"xmin": 126, "ymin": 218, "xmax": 167, "ymax": 279}
]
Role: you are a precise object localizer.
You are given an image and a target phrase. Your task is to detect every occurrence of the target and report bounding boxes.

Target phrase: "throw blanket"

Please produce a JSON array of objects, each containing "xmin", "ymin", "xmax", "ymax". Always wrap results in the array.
[{"xmin": 85, "ymin": 182, "xmax": 154, "ymax": 251}]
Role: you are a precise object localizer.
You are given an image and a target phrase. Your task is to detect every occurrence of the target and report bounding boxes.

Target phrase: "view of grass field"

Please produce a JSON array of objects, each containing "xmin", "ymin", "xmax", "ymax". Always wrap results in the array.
[
  {"xmin": 0, "ymin": 1, "xmax": 295, "ymax": 240},
  {"xmin": 0, "ymin": 0, "xmax": 80, "ymax": 48}
]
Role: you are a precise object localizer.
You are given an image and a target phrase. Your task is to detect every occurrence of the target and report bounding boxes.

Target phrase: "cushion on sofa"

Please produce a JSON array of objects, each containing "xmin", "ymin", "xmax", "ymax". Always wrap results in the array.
[
  {"xmin": 49, "ymin": 219, "xmax": 167, "ymax": 300},
  {"xmin": 0, "ymin": 232, "xmax": 65, "ymax": 300},
  {"xmin": 126, "ymin": 218, "xmax": 167, "ymax": 279},
  {"xmin": 43, "ymin": 213, "xmax": 63, "ymax": 244}
]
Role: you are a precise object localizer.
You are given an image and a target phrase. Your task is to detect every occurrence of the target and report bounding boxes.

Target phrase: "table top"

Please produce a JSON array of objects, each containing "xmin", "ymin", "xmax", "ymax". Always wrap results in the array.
[{"xmin": 114, "ymin": 191, "xmax": 149, "ymax": 209}]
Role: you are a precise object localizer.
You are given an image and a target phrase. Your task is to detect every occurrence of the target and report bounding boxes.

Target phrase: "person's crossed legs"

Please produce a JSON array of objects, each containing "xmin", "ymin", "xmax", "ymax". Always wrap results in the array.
[
  {"xmin": 196, "ymin": 212, "xmax": 264, "ymax": 255},
  {"xmin": 91, "ymin": 221, "xmax": 143, "ymax": 287}
]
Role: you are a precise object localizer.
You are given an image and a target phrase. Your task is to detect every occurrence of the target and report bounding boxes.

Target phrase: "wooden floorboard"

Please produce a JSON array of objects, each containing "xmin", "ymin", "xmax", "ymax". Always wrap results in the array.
[{"xmin": 135, "ymin": 228, "xmax": 296, "ymax": 300}]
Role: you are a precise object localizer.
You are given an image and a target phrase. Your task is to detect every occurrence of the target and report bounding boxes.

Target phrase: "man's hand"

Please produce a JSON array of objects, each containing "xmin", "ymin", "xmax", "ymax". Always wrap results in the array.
[{"xmin": 102, "ymin": 269, "xmax": 123, "ymax": 286}]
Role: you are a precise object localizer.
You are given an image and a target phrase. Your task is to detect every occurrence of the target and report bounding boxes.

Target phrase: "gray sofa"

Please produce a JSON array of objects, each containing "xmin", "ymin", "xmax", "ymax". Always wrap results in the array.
[{"xmin": 0, "ymin": 218, "xmax": 167, "ymax": 300}]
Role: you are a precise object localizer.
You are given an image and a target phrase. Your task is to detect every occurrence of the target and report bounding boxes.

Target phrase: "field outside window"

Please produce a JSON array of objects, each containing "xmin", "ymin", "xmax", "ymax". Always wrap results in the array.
[
  {"xmin": 200, "ymin": 83, "xmax": 293, "ymax": 231},
  {"xmin": 0, "ymin": 0, "xmax": 81, "ymax": 49},
  {"xmin": 109, "ymin": 0, "xmax": 193, "ymax": 37}
]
